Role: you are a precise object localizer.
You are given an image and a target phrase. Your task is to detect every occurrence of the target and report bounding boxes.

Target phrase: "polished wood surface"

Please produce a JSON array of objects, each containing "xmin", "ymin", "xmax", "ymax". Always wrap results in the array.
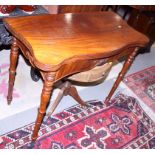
[
  {"xmin": 7, "ymin": 37, "xmax": 19, "ymax": 105},
  {"xmin": 58, "ymin": 5, "xmax": 104, "ymax": 13},
  {"xmin": 4, "ymin": 12, "xmax": 149, "ymax": 142},
  {"xmin": 105, "ymin": 47, "xmax": 139, "ymax": 104},
  {"xmin": 4, "ymin": 12, "xmax": 148, "ymax": 71}
]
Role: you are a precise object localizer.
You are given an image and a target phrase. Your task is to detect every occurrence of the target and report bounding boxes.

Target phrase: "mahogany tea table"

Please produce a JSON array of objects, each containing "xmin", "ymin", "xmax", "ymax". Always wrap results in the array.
[{"xmin": 3, "ymin": 12, "xmax": 148, "ymax": 142}]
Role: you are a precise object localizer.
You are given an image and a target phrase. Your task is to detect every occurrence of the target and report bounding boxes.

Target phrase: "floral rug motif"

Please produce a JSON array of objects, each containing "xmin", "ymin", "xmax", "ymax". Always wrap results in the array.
[
  {"xmin": 124, "ymin": 66, "xmax": 155, "ymax": 113},
  {"xmin": 0, "ymin": 93, "xmax": 155, "ymax": 149}
]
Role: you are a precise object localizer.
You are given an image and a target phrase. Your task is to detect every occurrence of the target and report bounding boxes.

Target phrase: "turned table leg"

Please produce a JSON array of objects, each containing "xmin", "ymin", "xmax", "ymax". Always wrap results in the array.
[
  {"xmin": 105, "ymin": 47, "xmax": 139, "ymax": 105},
  {"xmin": 7, "ymin": 37, "xmax": 19, "ymax": 105},
  {"xmin": 31, "ymin": 74, "xmax": 54, "ymax": 141}
]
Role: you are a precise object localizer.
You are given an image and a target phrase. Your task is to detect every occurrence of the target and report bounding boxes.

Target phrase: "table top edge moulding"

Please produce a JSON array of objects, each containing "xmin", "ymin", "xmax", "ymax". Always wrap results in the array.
[{"xmin": 3, "ymin": 11, "xmax": 149, "ymax": 72}]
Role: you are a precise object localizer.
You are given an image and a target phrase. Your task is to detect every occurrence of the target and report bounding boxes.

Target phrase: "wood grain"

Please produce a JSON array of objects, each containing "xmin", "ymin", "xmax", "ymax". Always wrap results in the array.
[
  {"xmin": 58, "ymin": 5, "xmax": 103, "ymax": 13},
  {"xmin": 4, "ymin": 12, "xmax": 148, "ymax": 71}
]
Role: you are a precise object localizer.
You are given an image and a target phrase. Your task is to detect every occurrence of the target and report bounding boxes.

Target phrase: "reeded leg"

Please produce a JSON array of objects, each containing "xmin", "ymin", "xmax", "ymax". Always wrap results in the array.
[
  {"xmin": 7, "ymin": 37, "xmax": 19, "ymax": 105},
  {"xmin": 105, "ymin": 47, "xmax": 139, "ymax": 105},
  {"xmin": 31, "ymin": 74, "xmax": 54, "ymax": 141}
]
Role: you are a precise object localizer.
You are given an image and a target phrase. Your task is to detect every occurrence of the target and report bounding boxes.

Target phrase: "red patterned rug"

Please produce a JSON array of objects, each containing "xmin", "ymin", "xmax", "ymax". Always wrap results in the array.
[
  {"xmin": 0, "ymin": 93, "xmax": 155, "ymax": 149},
  {"xmin": 124, "ymin": 66, "xmax": 155, "ymax": 113}
]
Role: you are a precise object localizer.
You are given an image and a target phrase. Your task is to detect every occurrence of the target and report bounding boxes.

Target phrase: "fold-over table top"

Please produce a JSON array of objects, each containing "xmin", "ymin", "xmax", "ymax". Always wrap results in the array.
[{"xmin": 4, "ymin": 11, "xmax": 148, "ymax": 68}]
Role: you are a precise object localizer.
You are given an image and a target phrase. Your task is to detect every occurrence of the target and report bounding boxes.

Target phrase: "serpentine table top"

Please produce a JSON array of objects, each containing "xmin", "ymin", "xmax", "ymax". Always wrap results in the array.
[{"xmin": 4, "ymin": 11, "xmax": 148, "ymax": 71}]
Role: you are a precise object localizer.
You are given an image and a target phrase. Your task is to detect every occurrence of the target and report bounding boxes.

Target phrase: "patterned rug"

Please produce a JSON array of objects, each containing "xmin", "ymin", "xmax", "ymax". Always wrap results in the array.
[
  {"xmin": 124, "ymin": 66, "xmax": 155, "ymax": 113},
  {"xmin": 0, "ymin": 93, "xmax": 155, "ymax": 149}
]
